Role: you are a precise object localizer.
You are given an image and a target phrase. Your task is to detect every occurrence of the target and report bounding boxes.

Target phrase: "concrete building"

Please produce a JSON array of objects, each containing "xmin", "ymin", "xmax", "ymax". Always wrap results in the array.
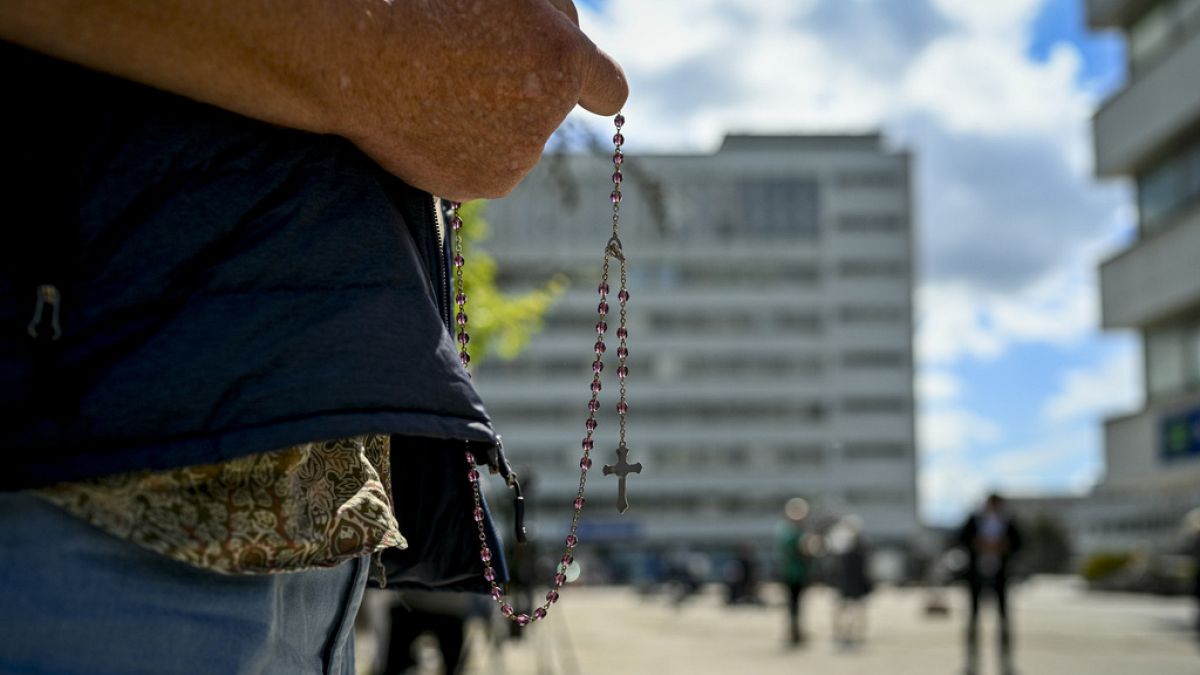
[
  {"xmin": 473, "ymin": 134, "xmax": 919, "ymax": 572},
  {"xmin": 1082, "ymin": 0, "xmax": 1200, "ymax": 553}
]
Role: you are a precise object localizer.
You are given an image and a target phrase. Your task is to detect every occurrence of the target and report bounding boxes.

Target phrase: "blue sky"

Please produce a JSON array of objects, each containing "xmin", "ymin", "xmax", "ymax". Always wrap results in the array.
[{"xmin": 573, "ymin": 0, "xmax": 1142, "ymax": 525}]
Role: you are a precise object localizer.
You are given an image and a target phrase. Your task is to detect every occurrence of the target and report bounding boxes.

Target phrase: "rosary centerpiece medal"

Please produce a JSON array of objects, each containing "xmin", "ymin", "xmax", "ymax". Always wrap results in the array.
[{"xmin": 451, "ymin": 114, "xmax": 639, "ymax": 626}]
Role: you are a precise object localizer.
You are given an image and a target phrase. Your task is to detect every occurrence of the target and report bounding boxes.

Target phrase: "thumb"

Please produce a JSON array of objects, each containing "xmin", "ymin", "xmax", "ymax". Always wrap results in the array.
[{"xmin": 577, "ymin": 41, "xmax": 628, "ymax": 116}]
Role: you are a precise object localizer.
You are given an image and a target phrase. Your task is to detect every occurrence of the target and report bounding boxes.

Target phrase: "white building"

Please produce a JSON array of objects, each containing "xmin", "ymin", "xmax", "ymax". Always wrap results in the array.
[
  {"xmin": 1081, "ymin": 0, "xmax": 1200, "ymax": 553},
  {"xmin": 475, "ymin": 134, "xmax": 918, "ymax": 570}
]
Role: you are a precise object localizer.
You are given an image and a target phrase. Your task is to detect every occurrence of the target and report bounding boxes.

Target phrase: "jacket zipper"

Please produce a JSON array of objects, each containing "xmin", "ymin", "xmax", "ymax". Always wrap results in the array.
[{"xmin": 430, "ymin": 195, "xmax": 452, "ymax": 333}]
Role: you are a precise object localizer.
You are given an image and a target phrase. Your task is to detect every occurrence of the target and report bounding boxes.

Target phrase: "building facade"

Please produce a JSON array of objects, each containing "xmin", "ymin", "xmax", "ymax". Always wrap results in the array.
[
  {"xmin": 1084, "ymin": 0, "xmax": 1200, "ymax": 552},
  {"xmin": 473, "ymin": 134, "xmax": 918, "ymax": 574}
]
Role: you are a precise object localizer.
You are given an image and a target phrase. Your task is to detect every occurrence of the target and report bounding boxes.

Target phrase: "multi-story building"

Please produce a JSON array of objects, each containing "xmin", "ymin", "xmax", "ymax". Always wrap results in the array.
[
  {"xmin": 474, "ymin": 134, "xmax": 918, "ymax": 575},
  {"xmin": 1081, "ymin": 0, "xmax": 1200, "ymax": 552}
]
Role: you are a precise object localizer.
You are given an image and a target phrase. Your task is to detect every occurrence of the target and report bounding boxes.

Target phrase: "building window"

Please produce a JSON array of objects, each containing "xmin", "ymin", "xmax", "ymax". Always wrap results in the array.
[
  {"xmin": 835, "ymin": 170, "xmax": 901, "ymax": 190},
  {"xmin": 842, "ymin": 350, "xmax": 907, "ymax": 368},
  {"xmin": 1137, "ymin": 134, "xmax": 1200, "ymax": 236},
  {"xmin": 843, "ymin": 443, "xmax": 908, "ymax": 460},
  {"xmin": 739, "ymin": 178, "xmax": 820, "ymax": 237},
  {"xmin": 839, "ymin": 305, "xmax": 906, "ymax": 324},
  {"xmin": 842, "ymin": 397, "xmax": 909, "ymax": 414},
  {"xmin": 1147, "ymin": 316, "xmax": 1200, "ymax": 399},
  {"xmin": 1129, "ymin": 0, "xmax": 1200, "ymax": 75},
  {"xmin": 838, "ymin": 259, "xmax": 909, "ymax": 279},
  {"xmin": 836, "ymin": 213, "xmax": 906, "ymax": 234}
]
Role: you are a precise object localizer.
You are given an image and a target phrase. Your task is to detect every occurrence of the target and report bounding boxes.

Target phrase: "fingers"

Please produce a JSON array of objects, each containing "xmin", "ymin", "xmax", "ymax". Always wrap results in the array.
[{"xmin": 578, "ymin": 42, "xmax": 628, "ymax": 116}]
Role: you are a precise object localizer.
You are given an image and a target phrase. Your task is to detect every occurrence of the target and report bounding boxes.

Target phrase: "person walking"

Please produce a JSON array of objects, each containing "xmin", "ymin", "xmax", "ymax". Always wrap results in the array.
[
  {"xmin": 777, "ymin": 497, "xmax": 814, "ymax": 647},
  {"xmin": 829, "ymin": 515, "xmax": 872, "ymax": 649},
  {"xmin": 958, "ymin": 493, "xmax": 1023, "ymax": 675}
]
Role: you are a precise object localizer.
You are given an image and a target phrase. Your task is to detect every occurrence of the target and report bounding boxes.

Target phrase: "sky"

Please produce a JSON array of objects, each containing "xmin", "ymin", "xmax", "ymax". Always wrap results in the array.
[{"xmin": 572, "ymin": 0, "xmax": 1142, "ymax": 526}]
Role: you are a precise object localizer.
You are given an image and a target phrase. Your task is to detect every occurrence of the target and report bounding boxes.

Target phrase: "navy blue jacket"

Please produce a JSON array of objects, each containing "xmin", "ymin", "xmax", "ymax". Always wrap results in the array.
[{"xmin": 0, "ymin": 44, "xmax": 506, "ymax": 590}]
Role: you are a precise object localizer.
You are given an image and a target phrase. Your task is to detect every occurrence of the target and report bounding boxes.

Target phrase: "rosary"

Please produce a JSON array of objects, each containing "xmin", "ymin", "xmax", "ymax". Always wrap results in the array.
[{"xmin": 448, "ymin": 113, "xmax": 639, "ymax": 626}]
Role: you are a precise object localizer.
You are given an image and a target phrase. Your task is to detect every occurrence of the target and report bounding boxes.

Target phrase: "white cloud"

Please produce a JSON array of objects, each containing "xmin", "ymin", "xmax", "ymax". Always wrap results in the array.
[
  {"xmin": 1044, "ymin": 341, "xmax": 1143, "ymax": 422},
  {"xmin": 919, "ymin": 406, "xmax": 1002, "ymax": 460},
  {"xmin": 917, "ymin": 369, "xmax": 963, "ymax": 402}
]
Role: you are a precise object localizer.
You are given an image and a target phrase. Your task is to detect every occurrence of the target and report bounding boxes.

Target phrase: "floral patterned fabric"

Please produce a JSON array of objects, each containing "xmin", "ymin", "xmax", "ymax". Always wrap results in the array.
[{"xmin": 37, "ymin": 435, "xmax": 405, "ymax": 574}]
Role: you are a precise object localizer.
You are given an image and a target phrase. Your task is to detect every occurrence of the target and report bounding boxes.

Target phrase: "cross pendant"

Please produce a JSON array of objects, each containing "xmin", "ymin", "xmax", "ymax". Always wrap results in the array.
[{"xmin": 602, "ymin": 443, "xmax": 642, "ymax": 514}]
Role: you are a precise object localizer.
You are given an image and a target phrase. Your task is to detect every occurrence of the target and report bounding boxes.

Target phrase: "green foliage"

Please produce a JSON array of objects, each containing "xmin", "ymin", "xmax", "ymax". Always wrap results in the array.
[
  {"xmin": 456, "ymin": 201, "xmax": 566, "ymax": 364},
  {"xmin": 1080, "ymin": 551, "xmax": 1134, "ymax": 582}
]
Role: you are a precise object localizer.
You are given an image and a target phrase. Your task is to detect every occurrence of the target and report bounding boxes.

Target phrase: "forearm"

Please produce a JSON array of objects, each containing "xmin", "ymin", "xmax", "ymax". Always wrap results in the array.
[{"xmin": 0, "ymin": 0, "xmax": 627, "ymax": 199}]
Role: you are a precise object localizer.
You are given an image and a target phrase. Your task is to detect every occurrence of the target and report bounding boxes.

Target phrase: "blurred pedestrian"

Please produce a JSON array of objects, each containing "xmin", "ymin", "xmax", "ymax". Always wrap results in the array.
[
  {"xmin": 725, "ymin": 542, "xmax": 762, "ymax": 606},
  {"xmin": 829, "ymin": 515, "xmax": 872, "ymax": 649},
  {"xmin": 777, "ymin": 497, "xmax": 813, "ymax": 646},
  {"xmin": 958, "ymin": 493, "xmax": 1023, "ymax": 675}
]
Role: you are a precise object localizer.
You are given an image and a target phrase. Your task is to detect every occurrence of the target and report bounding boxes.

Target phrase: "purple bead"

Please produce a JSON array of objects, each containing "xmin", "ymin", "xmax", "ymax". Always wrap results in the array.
[
  {"xmin": 574, "ymin": 496, "xmax": 586, "ymax": 510},
  {"xmin": 612, "ymin": 171, "xmax": 623, "ymax": 185},
  {"xmin": 562, "ymin": 554, "xmax": 574, "ymax": 566},
  {"xmin": 455, "ymin": 292, "xmax": 467, "ymax": 306},
  {"xmin": 591, "ymin": 380, "xmax": 602, "ymax": 394},
  {"xmin": 490, "ymin": 586, "xmax": 503, "ymax": 600},
  {"xmin": 598, "ymin": 282, "xmax": 609, "ymax": 296},
  {"xmin": 458, "ymin": 332, "xmax": 470, "ymax": 346},
  {"xmin": 465, "ymin": 450, "xmax": 475, "ymax": 465},
  {"xmin": 555, "ymin": 573, "xmax": 567, "ymax": 587},
  {"xmin": 582, "ymin": 438, "xmax": 594, "ymax": 451},
  {"xmin": 456, "ymin": 312, "xmax": 468, "ymax": 326},
  {"xmin": 566, "ymin": 534, "xmax": 578, "ymax": 547},
  {"xmin": 473, "ymin": 507, "xmax": 484, "ymax": 522},
  {"xmin": 516, "ymin": 614, "xmax": 531, "ymax": 626},
  {"xmin": 547, "ymin": 589, "xmax": 560, "ymax": 603},
  {"xmin": 580, "ymin": 456, "xmax": 593, "ymax": 470},
  {"xmin": 610, "ymin": 190, "xmax": 622, "ymax": 204},
  {"xmin": 598, "ymin": 302, "xmax": 610, "ymax": 315},
  {"xmin": 460, "ymin": 352, "xmax": 471, "ymax": 367},
  {"xmin": 617, "ymin": 365, "xmax": 629, "ymax": 380},
  {"xmin": 450, "ymin": 216, "xmax": 463, "ymax": 231},
  {"xmin": 593, "ymin": 360, "xmax": 604, "ymax": 374},
  {"xmin": 585, "ymin": 418, "xmax": 597, "ymax": 432},
  {"xmin": 448, "ymin": 201, "xmax": 461, "ymax": 211},
  {"xmin": 534, "ymin": 607, "xmax": 547, "ymax": 620},
  {"xmin": 468, "ymin": 469, "xmax": 479, "ymax": 483},
  {"xmin": 480, "ymin": 547, "xmax": 492, "ymax": 562},
  {"xmin": 594, "ymin": 341, "xmax": 606, "ymax": 355},
  {"xmin": 617, "ymin": 401, "xmax": 629, "ymax": 415},
  {"xmin": 614, "ymin": 114, "xmax": 625, "ymax": 129},
  {"xmin": 453, "ymin": 254, "xmax": 464, "ymax": 268},
  {"xmin": 501, "ymin": 604, "xmax": 514, "ymax": 617},
  {"xmin": 596, "ymin": 321, "xmax": 607, "ymax": 334},
  {"xmin": 617, "ymin": 346, "xmax": 629, "ymax": 359},
  {"xmin": 484, "ymin": 567, "xmax": 496, "ymax": 582},
  {"xmin": 617, "ymin": 327, "xmax": 628, "ymax": 340},
  {"xmin": 588, "ymin": 399, "xmax": 600, "ymax": 413},
  {"xmin": 613, "ymin": 133, "xmax": 625, "ymax": 146},
  {"xmin": 613, "ymin": 151, "xmax": 624, "ymax": 166},
  {"xmin": 618, "ymin": 289, "xmax": 630, "ymax": 303}
]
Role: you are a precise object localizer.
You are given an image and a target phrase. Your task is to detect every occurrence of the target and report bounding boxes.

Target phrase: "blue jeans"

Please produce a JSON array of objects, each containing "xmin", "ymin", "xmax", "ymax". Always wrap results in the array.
[{"xmin": 0, "ymin": 492, "xmax": 367, "ymax": 675}]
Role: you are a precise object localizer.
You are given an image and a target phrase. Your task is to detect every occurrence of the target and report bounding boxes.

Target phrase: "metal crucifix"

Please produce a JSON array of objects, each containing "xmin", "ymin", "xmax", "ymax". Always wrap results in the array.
[{"xmin": 602, "ymin": 443, "xmax": 642, "ymax": 513}]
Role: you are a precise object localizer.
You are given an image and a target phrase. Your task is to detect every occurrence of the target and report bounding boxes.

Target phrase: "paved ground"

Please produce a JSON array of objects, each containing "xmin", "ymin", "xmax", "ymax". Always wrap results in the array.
[{"xmin": 433, "ymin": 577, "xmax": 1199, "ymax": 675}]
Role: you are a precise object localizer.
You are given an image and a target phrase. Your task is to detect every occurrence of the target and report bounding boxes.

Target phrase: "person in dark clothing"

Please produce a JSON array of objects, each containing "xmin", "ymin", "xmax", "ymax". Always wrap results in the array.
[
  {"xmin": 958, "ymin": 493, "xmax": 1023, "ymax": 675},
  {"xmin": 831, "ymin": 515, "xmax": 872, "ymax": 649},
  {"xmin": 777, "ymin": 497, "xmax": 813, "ymax": 646}
]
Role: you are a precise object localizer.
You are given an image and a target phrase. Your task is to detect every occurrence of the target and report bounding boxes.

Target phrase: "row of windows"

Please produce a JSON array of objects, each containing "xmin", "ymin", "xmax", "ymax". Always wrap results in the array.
[
  {"xmin": 478, "ymin": 350, "xmax": 908, "ymax": 380},
  {"xmin": 529, "ymin": 490, "xmax": 913, "ymax": 514},
  {"xmin": 1146, "ymin": 314, "xmax": 1200, "ymax": 400},
  {"xmin": 486, "ymin": 397, "xmax": 910, "ymax": 423},
  {"xmin": 1137, "ymin": 133, "xmax": 1200, "ymax": 236}
]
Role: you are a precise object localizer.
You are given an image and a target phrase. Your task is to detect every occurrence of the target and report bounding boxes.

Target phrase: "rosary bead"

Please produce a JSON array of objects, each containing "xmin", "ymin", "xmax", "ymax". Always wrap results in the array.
[
  {"xmin": 565, "ymin": 534, "xmax": 578, "ymax": 547},
  {"xmin": 480, "ymin": 547, "xmax": 492, "ymax": 562},
  {"xmin": 617, "ymin": 401, "xmax": 629, "ymax": 415},
  {"xmin": 617, "ymin": 365, "xmax": 629, "ymax": 380},
  {"xmin": 465, "ymin": 450, "xmax": 475, "ymax": 465},
  {"xmin": 618, "ymin": 289, "xmax": 630, "ymax": 303},
  {"xmin": 456, "ymin": 311, "xmax": 468, "ymax": 326},
  {"xmin": 574, "ymin": 496, "xmax": 586, "ymax": 510},
  {"xmin": 612, "ymin": 171, "xmax": 623, "ymax": 185},
  {"xmin": 596, "ymin": 321, "xmax": 607, "ymax": 334},
  {"xmin": 467, "ymin": 469, "xmax": 479, "ymax": 483},
  {"xmin": 501, "ymin": 604, "xmax": 515, "ymax": 618},
  {"xmin": 458, "ymin": 332, "xmax": 470, "ymax": 346},
  {"xmin": 516, "ymin": 614, "xmax": 531, "ymax": 626},
  {"xmin": 555, "ymin": 573, "xmax": 567, "ymax": 587},
  {"xmin": 598, "ymin": 282, "xmax": 609, "ymax": 296},
  {"xmin": 484, "ymin": 567, "xmax": 496, "ymax": 582},
  {"xmin": 613, "ymin": 132, "xmax": 625, "ymax": 146},
  {"xmin": 617, "ymin": 327, "xmax": 628, "ymax": 340},
  {"xmin": 561, "ymin": 554, "xmax": 574, "ymax": 566},
  {"xmin": 580, "ymin": 456, "xmax": 593, "ymax": 470},
  {"xmin": 617, "ymin": 346, "xmax": 629, "ymax": 359},
  {"xmin": 448, "ymin": 201, "xmax": 461, "ymax": 211},
  {"xmin": 613, "ymin": 151, "xmax": 624, "ymax": 166},
  {"xmin": 459, "ymin": 352, "xmax": 471, "ymax": 367},
  {"xmin": 585, "ymin": 418, "xmax": 598, "ymax": 432},
  {"xmin": 592, "ymin": 360, "xmax": 604, "ymax": 374},
  {"xmin": 598, "ymin": 302, "xmax": 609, "ymax": 315},
  {"xmin": 453, "ymin": 254, "xmax": 465, "ymax": 268},
  {"xmin": 610, "ymin": 190, "xmax": 622, "ymax": 204},
  {"xmin": 534, "ymin": 607, "xmax": 547, "ymax": 621},
  {"xmin": 490, "ymin": 586, "xmax": 503, "ymax": 600},
  {"xmin": 591, "ymin": 380, "xmax": 602, "ymax": 394},
  {"xmin": 588, "ymin": 399, "xmax": 600, "ymax": 413},
  {"xmin": 473, "ymin": 507, "xmax": 485, "ymax": 523},
  {"xmin": 450, "ymin": 216, "xmax": 463, "ymax": 232},
  {"xmin": 594, "ymin": 341, "xmax": 606, "ymax": 355},
  {"xmin": 582, "ymin": 438, "xmax": 594, "ymax": 451},
  {"xmin": 547, "ymin": 590, "xmax": 560, "ymax": 603},
  {"xmin": 614, "ymin": 114, "xmax": 625, "ymax": 129},
  {"xmin": 455, "ymin": 292, "xmax": 467, "ymax": 306}
]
